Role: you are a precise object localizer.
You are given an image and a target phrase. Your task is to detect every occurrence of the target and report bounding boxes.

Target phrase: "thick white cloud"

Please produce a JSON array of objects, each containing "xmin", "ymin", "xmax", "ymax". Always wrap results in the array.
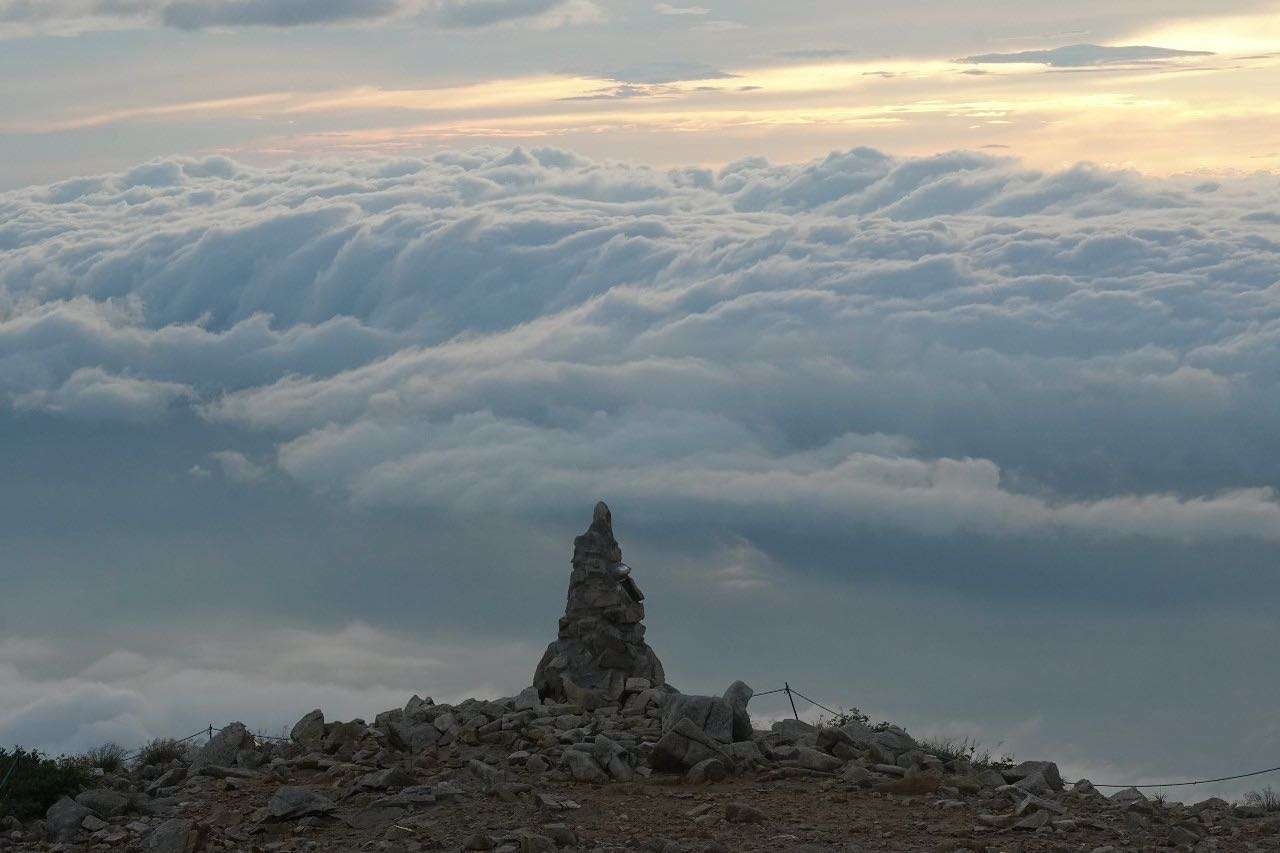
[
  {"xmin": 0, "ymin": 624, "xmax": 535, "ymax": 755},
  {"xmin": 2, "ymin": 146, "xmax": 1279, "ymax": 550}
]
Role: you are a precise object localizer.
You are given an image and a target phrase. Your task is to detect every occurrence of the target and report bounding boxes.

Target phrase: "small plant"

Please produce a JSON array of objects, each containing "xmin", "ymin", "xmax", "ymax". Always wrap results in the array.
[
  {"xmin": 817, "ymin": 706, "xmax": 871, "ymax": 729},
  {"xmin": 0, "ymin": 747, "xmax": 93, "ymax": 822},
  {"xmin": 1243, "ymin": 787, "xmax": 1280, "ymax": 812},
  {"xmin": 918, "ymin": 736, "xmax": 981, "ymax": 764},
  {"xmin": 134, "ymin": 738, "xmax": 190, "ymax": 768},
  {"xmin": 82, "ymin": 742, "xmax": 126, "ymax": 774}
]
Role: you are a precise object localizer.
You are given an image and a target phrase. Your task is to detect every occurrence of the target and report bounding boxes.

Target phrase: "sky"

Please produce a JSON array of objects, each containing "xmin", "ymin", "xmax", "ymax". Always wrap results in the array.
[
  {"xmin": 5, "ymin": 0, "xmax": 1280, "ymax": 185},
  {"xmin": 2, "ymin": 0, "xmax": 1280, "ymax": 803}
]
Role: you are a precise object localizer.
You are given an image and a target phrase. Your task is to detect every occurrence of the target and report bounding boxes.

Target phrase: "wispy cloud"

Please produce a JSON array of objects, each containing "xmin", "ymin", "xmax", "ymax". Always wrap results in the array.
[{"xmin": 959, "ymin": 43, "xmax": 1213, "ymax": 68}]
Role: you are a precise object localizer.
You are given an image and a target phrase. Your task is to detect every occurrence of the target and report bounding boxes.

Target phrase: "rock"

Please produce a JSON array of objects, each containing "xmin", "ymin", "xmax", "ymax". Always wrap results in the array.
[
  {"xmin": 144, "ymin": 818, "xmax": 206, "ymax": 853},
  {"xmin": 533, "ymin": 502, "xmax": 666, "ymax": 703},
  {"xmin": 561, "ymin": 748, "xmax": 607, "ymax": 783},
  {"xmin": 81, "ymin": 814, "xmax": 108, "ymax": 832},
  {"xmin": 290, "ymin": 709, "xmax": 325, "ymax": 746},
  {"xmin": 722, "ymin": 680, "xmax": 753, "ymax": 742},
  {"xmin": 1005, "ymin": 760, "xmax": 1064, "ymax": 792},
  {"xmin": 793, "ymin": 746, "xmax": 844, "ymax": 772},
  {"xmin": 723, "ymin": 740, "xmax": 766, "ymax": 768},
  {"xmin": 354, "ymin": 767, "xmax": 416, "ymax": 791},
  {"xmin": 190, "ymin": 722, "xmax": 254, "ymax": 774},
  {"xmin": 770, "ymin": 719, "xmax": 816, "ymax": 743},
  {"xmin": 1013, "ymin": 810, "xmax": 1052, "ymax": 831},
  {"xmin": 868, "ymin": 726, "xmax": 916, "ymax": 756},
  {"xmin": 724, "ymin": 802, "xmax": 767, "ymax": 823},
  {"xmin": 686, "ymin": 758, "xmax": 729, "ymax": 784},
  {"xmin": 468, "ymin": 758, "xmax": 502, "ymax": 786},
  {"xmin": 543, "ymin": 823, "xmax": 578, "ymax": 846},
  {"xmin": 46, "ymin": 797, "xmax": 92, "ymax": 841},
  {"xmin": 515, "ymin": 686, "xmax": 542, "ymax": 711},
  {"xmin": 593, "ymin": 734, "xmax": 635, "ymax": 781},
  {"xmin": 651, "ymin": 717, "xmax": 730, "ymax": 771},
  {"xmin": 323, "ymin": 720, "xmax": 369, "ymax": 753},
  {"xmin": 842, "ymin": 765, "xmax": 880, "ymax": 787},
  {"xmin": 463, "ymin": 832, "xmax": 495, "ymax": 850},
  {"xmin": 1109, "ymin": 786, "xmax": 1148, "ymax": 806},
  {"xmin": 76, "ymin": 788, "xmax": 130, "ymax": 818},
  {"xmin": 660, "ymin": 693, "xmax": 735, "ymax": 744},
  {"xmin": 266, "ymin": 786, "xmax": 336, "ymax": 820}
]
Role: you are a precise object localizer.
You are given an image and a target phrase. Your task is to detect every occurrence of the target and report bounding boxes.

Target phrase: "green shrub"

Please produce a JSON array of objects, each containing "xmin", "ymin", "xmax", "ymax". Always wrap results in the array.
[
  {"xmin": 82, "ymin": 742, "xmax": 126, "ymax": 774},
  {"xmin": 134, "ymin": 737, "xmax": 189, "ymax": 768},
  {"xmin": 0, "ymin": 747, "xmax": 93, "ymax": 822}
]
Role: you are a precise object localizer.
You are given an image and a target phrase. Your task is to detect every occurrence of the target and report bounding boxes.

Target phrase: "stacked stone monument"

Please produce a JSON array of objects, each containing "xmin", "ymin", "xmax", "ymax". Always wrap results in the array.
[{"xmin": 533, "ymin": 501, "xmax": 666, "ymax": 704}]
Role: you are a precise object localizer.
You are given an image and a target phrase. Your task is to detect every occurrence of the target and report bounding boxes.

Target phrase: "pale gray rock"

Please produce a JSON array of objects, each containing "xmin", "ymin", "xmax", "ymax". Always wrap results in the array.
[
  {"xmin": 1110, "ymin": 786, "xmax": 1148, "ymax": 805},
  {"xmin": 190, "ymin": 722, "xmax": 254, "ymax": 774},
  {"xmin": 144, "ymin": 818, "xmax": 204, "ymax": 853},
  {"xmin": 660, "ymin": 693, "xmax": 735, "ymax": 743},
  {"xmin": 561, "ymin": 748, "xmax": 607, "ymax": 782},
  {"xmin": 686, "ymin": 757, "xmax": 729, "ymax": 784},
  {"xmin": 267, "ymin": 786, "xmax": 336, "ymax": 820},
  {"xmin": 1004, "ymin": 760, "xmax": 1064, "ymax": 792},
  {"xmin": 354, "ymin": 767, "xmax": 415, "ymax": 791},
  {"xmin": 45, "ymin": 797, "xmax": 92, "ymax": 842},
  {"xmin": 651, "ymin": 717, "xmax": 730, "ymax": 771},
  {"xmin": 514, "ymin": 686, "xmax": 542, "ymax": 711},
  {"xmin": 793, "ymin": 746, "xmax": 844, "ymax": 772},
  {"xmin": 76, "ymin": 788, "xmax": 130, "ymax": 818},
  {"xmin": 770, "ymin": 718, "xmax": 817, "ymax": 743},
  {"xmin": 722, "ymin": 680, "xmax": 754, "ymax": 742},
  {"xmin": 290, "ymin": 709, "xmax": 325, "ymax": 746}
]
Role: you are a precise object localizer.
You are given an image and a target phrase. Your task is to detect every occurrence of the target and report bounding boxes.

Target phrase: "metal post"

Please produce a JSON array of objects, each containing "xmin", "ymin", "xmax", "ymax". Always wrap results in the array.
[{"xmin": 784, "ymin": 682, "xmax": 799, "ymax": 720}]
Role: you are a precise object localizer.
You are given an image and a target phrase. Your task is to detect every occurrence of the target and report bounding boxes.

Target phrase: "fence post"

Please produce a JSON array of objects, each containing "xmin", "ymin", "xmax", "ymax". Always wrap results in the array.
[{"xmin": 784, "ymin": 682, "xmax": 799, "ymax": 720}]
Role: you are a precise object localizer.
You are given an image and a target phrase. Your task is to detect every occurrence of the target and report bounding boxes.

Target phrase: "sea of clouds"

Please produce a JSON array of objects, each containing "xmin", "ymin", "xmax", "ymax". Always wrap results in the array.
[
  {"xmin": 2, "ymin": 145, "xmax": 1279, "ymax": 793},
  {"xmin": 3, "ymin": 146, "xmax": 1279, "ymax": 537}
]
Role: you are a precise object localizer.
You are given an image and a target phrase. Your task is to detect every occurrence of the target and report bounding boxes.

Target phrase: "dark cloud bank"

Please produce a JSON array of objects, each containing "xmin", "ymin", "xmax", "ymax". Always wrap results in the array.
[{"xmin": 2, "ymin": 146, "xmax": 1279, "ymax": 797}]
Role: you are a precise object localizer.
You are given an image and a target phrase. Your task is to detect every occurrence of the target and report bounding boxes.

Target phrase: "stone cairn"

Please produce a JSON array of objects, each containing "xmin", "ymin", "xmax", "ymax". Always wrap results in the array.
[{"xmin": 533, "ymin": 501, "xmax": 666, "ymax": 705}]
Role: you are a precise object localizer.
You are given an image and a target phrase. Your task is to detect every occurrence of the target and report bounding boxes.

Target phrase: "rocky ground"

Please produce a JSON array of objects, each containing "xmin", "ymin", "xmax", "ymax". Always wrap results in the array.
[{"xmin": 4, "ymin": 682, "xmax": 1279, "ymax": 853}]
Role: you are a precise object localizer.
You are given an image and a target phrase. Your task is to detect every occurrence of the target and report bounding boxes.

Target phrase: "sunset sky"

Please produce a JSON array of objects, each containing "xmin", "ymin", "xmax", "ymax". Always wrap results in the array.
[
  {"xmin": 5, "ymin": 0, "xmax": 1280, "ymax": 186},
  {"xmin": 3, "ymin": 0, "xmax": 1280, "ymax": 802}
]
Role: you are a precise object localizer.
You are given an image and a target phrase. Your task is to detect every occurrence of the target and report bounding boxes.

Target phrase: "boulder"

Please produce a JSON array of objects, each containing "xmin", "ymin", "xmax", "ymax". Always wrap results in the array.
[
  {"xmin": 770, "ymin": 719, "xmax": 817, "ymax": 743},
  {"xmin": 561, "ymin": 748, "xmax": 607, "ymax": 783},
  {"xmin": 267, "ymin": 786, "xmax": 337, "ymax": 820},
  {"xmin": 290, "ymin": 709, "xmax": 325, "ymax": 746},
  {"xmin": 76, "ymin": 788, "xmax": 130, "ymax": 818},
  {"xmin": 145, "ymin": 818, "xmax": 206, "ymax": 853},
  {"xmin": 593, "ymin": 734, "xmax": 635, "ymax": 781},
  {"xmin": 651, "ymin": 717, "xmax": 731, "ymax": 771},
  {"xmin": 725, "ymin": 802, "xmax": 767, "ymax": 823},
  {"xmin": 723, "ymin": 680, "xmax": 754, "ymax": 742},
  {"xmin": 686, "ymin": 758, "xmax": 729, "ymax": 784},
  {"xmin": 792, "ymin": 746, "xmax": 844, "ymax": 772},
  {"xmin": 1004, "ymin": 760, "xmax": 1063, "ymax": 792},
  {"xmin": 660, "ymin": 693, "xmax": 735, "ymax": 743},
  {"xmin": 190, "ymin": 722, "xmax": 254, "ymax": 774},
  {"xmin": 353, "ymin": 767, "xmax": 415, "ymax": 791},
  {"xmin": 514, "ymin": 686, "xmax": 542, "ymax": 711},
  {"xmin": 45, "ymin": 797, "xmax": 92, "ymax": 842}
]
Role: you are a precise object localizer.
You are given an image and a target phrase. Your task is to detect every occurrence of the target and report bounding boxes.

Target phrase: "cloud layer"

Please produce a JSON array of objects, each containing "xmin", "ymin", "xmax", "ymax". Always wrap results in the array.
[{"xmin": 3, "ymin": 146, "xmax": 1279, "ymax": 548}]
